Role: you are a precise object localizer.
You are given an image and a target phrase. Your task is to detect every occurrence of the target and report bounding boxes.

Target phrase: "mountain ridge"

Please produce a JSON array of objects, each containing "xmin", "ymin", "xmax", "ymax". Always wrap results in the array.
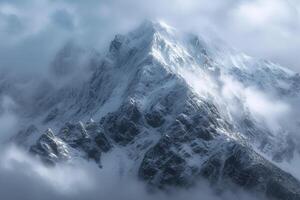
[{"xmin": 7, "ymin": 20, "xmax": 300, "ymax": 200}]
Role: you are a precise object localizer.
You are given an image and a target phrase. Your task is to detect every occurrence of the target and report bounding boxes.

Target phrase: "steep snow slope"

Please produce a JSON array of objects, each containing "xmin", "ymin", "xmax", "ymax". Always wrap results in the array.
[{"xmin": 7, "ymin": 20, "xmax": 300, "ymax": 199}]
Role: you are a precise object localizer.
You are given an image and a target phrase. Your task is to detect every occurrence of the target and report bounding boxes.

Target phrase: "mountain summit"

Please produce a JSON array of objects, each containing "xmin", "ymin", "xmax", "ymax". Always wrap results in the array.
[{"xmin": 11, "ymin": 21, "xmax": 300, "ymax": 199}]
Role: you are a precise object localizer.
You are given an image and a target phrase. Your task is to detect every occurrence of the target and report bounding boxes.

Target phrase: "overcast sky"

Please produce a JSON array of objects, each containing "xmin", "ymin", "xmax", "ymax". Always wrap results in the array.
[{"xmin": 0, "ymin": 0, "xmax": 299, "ymax": 73}]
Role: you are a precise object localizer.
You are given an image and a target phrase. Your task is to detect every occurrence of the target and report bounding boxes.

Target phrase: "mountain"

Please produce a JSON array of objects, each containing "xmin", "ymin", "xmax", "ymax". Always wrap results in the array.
[{"xmin": 8, "ymin": 20, "xmax": 300, "ymax": 199}]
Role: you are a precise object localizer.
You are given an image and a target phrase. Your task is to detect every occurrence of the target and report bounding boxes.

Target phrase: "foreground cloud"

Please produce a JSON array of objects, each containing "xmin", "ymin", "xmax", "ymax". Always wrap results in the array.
[{"xmin": 0, "ymin": 145, "xmax": 261, "ymax": 200}]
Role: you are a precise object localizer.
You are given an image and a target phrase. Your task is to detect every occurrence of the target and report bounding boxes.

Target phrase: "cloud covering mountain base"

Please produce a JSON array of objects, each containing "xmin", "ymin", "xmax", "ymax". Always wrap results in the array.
[{"xmin": 0, "ymin": 145, "xmax": 262, "ymax": 200}]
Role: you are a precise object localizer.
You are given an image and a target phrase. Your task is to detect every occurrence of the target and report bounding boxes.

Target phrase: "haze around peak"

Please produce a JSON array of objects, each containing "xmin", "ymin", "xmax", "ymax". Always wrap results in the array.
[{"xmin": 0, "ymin": 0, "xmax": 299, "ymax": 75}]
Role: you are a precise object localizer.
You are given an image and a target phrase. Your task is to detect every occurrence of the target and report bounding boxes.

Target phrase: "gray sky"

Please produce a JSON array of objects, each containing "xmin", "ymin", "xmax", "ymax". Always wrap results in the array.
[{"xmin": 0, "ymin": 0, "xmax": 299, "ymax": 73}]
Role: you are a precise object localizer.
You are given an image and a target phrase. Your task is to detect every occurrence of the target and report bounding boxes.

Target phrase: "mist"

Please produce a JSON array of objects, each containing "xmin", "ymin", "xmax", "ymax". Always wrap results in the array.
[
  {"xmin": 0, "ymin": 144, "xmax": 263, "ymax": 200},
  {"xmin": 0, "ymin": 0, "xmax": 300, "ymax": 74}
]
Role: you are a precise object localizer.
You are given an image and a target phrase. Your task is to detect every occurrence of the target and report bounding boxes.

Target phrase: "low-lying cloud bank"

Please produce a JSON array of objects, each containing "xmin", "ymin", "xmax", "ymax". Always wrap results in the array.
[{"xmin": 0, "ymin": 145, "xmax": 262, "ymax": 200}]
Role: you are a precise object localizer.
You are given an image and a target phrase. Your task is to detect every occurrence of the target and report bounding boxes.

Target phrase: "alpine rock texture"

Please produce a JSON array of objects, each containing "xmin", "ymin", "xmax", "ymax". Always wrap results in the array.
[{"xmin": 8, "ymin": 21, "xmax": 300, "ymax": 200}]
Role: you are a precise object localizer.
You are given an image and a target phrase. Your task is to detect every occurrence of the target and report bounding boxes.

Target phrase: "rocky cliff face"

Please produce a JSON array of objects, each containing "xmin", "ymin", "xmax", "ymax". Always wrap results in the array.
[{"xmin": 10, "ymin": 21, "xmax": 300, "ymax": 200}]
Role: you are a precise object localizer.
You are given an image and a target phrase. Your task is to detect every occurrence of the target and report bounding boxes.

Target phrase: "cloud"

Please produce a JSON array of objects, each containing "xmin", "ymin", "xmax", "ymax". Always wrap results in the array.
[
  {"xmin": 1, "ymin": 145, "xmax": 94, "ymax": 195},
  {"xmin": 51, "ymin": 9, "xmax": 75, "ymax": 31},
  {"xmin": 225, "ymin": 0, "xmax": 300, "ymax": 71},
  {"xmin": 220, "ymin": 75, "xmax": 291, "ymax": 132},
  {"xmin": 0, "ymin": 145, "xmax": 262, "ymax": 200},
  {"xmin": 0, "ymin": 96, "xmax": 18, "ymax": 141},
  {"xmin": 0, "ymin": 0, "xmax": 299, "ymax": 75},
  {"xmin": 232, "ymin": 0, "xmax": 294, "ymax": 27},
  {"xmin": 244, "ymin": 87, "xmax": 290, "ymax": 132}
]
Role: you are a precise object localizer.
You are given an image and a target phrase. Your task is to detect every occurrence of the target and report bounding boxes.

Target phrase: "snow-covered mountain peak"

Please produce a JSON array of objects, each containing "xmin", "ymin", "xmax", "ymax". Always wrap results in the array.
[
  {"xmin": 130, "ymin": 20, "xmax": 176, "ymax": 38},
  {"xmin": 108, "ymin": 20, "xmax": 179, "ymax": 57},
  {"xmin": 8, "ymin": 20, "xmax": 300, "ymax": 200},
  {"xmin": 108, "ymin": 21, "xmax": 210, "ymax": 77},
  {"xmin": 94, "ymin": 20, "xmax": 300, "ymax": 121}
]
